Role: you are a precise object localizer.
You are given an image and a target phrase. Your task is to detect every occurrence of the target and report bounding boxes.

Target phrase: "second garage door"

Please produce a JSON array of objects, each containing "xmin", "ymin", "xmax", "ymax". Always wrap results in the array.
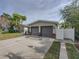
[{"xmin": 41, "ymin": 26, "xmax": 53, "ymax": 37}]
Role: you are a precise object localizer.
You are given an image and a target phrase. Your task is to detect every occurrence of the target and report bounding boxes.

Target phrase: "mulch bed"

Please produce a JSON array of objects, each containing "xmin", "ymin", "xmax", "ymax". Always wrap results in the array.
[
  {"xmin": 75, "ymin": 39, "xmax": 79, "ymax": 50},
  {"xmin": 75, "ymin": 43, "xmax": 79, "ymax": 50}
]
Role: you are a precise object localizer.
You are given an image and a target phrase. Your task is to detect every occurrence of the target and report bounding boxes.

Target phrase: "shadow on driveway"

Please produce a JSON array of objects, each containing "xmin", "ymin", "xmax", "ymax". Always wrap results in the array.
[{"xmin": 4, "ymin": 52, "xmax": 25, "ymax": 59}]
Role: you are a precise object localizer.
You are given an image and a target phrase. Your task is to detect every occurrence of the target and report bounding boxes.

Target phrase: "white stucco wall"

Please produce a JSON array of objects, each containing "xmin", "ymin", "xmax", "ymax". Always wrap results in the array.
[
  {"xmin": 56, "ymin": 29, "xmax": 64, "ymax": 40},
  {"xmin": 53, "ymin": 29, "xmax": 56, "ymax": 34},
  {"xmin": 56, "ymin": 29, "xmax": 75, "ymax": 41},
  {"xmin": 24, "ymin": 27, "xmax": 28, "ymax": 34},
  {"xmin": 64, "ymin": 29, "xmax": 75, "ymax": 41}
]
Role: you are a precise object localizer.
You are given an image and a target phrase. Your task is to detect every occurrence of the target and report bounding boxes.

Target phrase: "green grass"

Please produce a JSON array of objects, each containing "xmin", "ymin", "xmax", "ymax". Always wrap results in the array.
[
  {"xmin": 0, "ymin": 29, "xmax": 3, "ymax": 33},
  {"xmin": 44, "ymin": 41, "xmax": 60, "ymax": 59},
  {"xmin": 66, "ymin": 43, "xmax": 79, "ymax": 59},
  {"xmin": 0, "ymin": 33, "xmax": 21, "ymax": 40}
]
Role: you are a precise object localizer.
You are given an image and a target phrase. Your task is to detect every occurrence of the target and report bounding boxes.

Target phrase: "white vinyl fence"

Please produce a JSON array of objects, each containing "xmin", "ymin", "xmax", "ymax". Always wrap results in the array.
[{"xmin": 56, "ymin": 29, "xmax": 75, "ymax": 41}]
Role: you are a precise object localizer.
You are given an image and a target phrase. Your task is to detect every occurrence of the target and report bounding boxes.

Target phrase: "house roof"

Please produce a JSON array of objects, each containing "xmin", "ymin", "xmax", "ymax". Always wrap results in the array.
[{"xmin": 27, "ymin": 20, "xmax": 58, "ymax": 26}]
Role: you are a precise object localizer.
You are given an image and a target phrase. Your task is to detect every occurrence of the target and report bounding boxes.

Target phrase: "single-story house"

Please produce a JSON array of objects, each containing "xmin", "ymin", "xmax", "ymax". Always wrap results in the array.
[{"xmin": 27, "ymin": 20, "xmax": 58, "ymax": 37}]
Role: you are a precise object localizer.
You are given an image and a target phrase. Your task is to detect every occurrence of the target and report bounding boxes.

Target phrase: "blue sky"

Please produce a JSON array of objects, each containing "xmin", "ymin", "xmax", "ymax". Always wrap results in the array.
[{"xmin": 0, "ymin": 0, "xmax": 72, "ymax": 25}]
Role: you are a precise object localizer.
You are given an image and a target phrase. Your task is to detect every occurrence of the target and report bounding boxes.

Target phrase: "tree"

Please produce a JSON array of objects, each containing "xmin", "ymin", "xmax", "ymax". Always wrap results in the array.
[
  {"xmin": 2, "ymin": 13, "xmax": 12, "ymax": 19},
  {"xmin": 60, "ymin": 0, "xmax": 79, "ymax": 30},
  {"xmin": 12, "ymin": 13, "xmax": 26, "ymax": 26},
  {"xmin": 12, "ymin": 13, "xmax": 26, "ymax": 32},
  {"xmin": 1, "ymin": 13, "xmax": 11, "ymax": 32},
  {"xmin": 1, "ymin": 12, "xmax": 26, "ymax": 32}
]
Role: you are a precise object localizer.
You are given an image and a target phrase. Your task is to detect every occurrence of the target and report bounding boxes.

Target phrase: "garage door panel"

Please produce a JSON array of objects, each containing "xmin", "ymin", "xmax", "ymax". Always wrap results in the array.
[{"xmin": 41, "ymin": 26, "xmax": 53, "ymax": 37}]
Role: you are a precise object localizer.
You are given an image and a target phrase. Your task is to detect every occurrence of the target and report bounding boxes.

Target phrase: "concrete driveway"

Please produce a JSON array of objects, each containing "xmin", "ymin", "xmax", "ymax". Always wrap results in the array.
[{"xmin": 0, "ymin": 36, "xmax": 54, "ymax": 59}]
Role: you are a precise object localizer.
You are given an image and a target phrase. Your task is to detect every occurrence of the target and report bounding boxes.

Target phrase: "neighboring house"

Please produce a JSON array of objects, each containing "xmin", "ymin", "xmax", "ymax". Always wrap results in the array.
[
  {"xmin": 0, "ymin": 15, "xmax": 10, "ymax": 31},
  {"xmin": 27, "ymin": 20, "xmax": 58, "ymax": 37},
  {"xmin": 19, "ymin": 24, "xmax": 27, "ymax": 32}
]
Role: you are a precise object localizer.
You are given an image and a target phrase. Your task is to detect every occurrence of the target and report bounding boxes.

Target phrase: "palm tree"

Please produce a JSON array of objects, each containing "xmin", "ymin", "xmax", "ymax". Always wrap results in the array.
[
  {"xmin": 12, "ymin": 13, "xmax": 26, "ymax": 25},
  {"xmin": 12, "ymin": 13, "xmax": 26, "ymax": 32}
]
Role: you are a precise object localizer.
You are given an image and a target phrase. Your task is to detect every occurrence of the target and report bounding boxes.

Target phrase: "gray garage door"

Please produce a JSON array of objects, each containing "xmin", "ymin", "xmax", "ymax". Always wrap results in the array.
[
  {"xmin": 31, "ymin": 27, "xmax": 39, "ymax": 35},
  {"xmin": 41, "ymin": 26, "xmax": 53, "ymax": 37}
]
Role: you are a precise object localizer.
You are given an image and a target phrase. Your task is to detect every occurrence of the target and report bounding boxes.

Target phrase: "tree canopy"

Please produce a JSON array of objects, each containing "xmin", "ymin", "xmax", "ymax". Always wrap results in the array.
[
  {"xmin": 1, "ymin": 12, "xmax": 26, "ymax": 32},
  {"xmin": 60, "ymin": 0, "xmax": 79, "ymax": 30}
]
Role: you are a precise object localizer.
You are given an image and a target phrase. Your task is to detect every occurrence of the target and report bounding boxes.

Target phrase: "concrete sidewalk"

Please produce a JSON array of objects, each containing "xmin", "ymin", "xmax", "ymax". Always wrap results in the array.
[{"xmin": 59, "ymin": 42, "xmax": 68, "ymax": 59}]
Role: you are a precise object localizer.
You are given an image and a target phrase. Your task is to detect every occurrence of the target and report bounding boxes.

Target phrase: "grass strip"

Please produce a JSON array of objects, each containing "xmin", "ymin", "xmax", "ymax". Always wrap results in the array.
[
  {"xmin": 44, "ymin": 41, "xmax": 60, "ymax": 59},
  {"xmin": 0, "ymin": 33, "xmax": 21, "ymax": 40},
  {"xmin": 66, "ymin": 43, "xmax": 79, "ymax": 59}
]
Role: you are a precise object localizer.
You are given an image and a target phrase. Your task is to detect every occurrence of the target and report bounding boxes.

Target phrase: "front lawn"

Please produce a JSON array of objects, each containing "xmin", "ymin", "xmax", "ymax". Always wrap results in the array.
[
  {"xmin": 66, "ymin": 43, "xmax": 79, "ymax": 59},
  {"xmin": 0, "ymin": 33, "xmax": 21, "ymax": 40},
  {"xmin": 44, "ymin": 41, "xmax": 60, "ymax": 59}
]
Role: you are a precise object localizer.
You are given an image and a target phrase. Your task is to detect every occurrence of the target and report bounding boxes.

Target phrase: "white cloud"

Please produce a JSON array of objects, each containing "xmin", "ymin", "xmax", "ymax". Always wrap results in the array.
[{"xmin": 0, "ymin": 0, "xmax": 72, "ymax": 24}]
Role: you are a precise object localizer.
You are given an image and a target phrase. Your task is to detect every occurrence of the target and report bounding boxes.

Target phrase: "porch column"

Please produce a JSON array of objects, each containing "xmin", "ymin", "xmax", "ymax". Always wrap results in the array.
[
  {"xmin": 29, "ymin": 27, "xmax": 31, "ymax": 33},
  {"xmin": 39, "ymin": 26, "xmax": 41, "ymax": 33}
]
